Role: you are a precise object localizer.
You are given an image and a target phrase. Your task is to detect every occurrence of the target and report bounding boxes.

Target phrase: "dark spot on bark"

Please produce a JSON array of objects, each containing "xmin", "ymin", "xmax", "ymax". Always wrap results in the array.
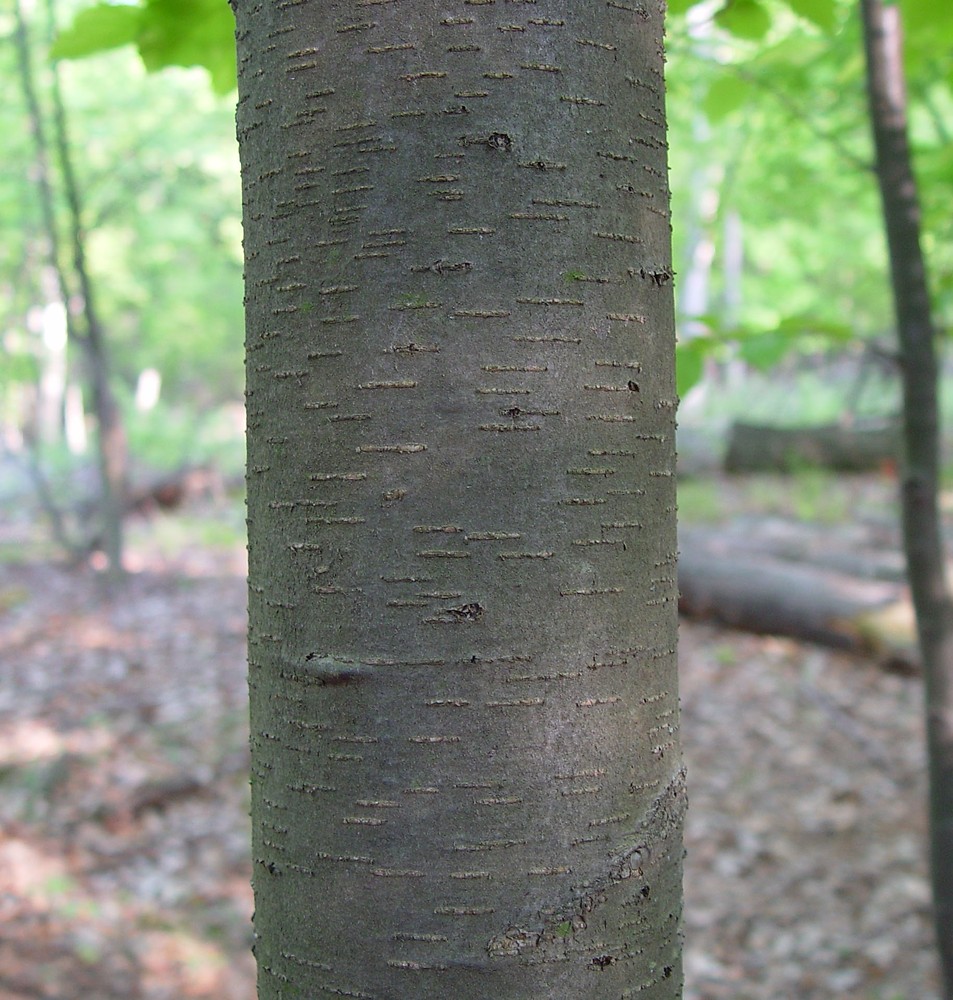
[
  {"xmin": 503, "ymin": 406, "xmax": 523, "ymax": 418},
  {"xmin": 628, "ymin": 381, "xmax": 640, "ymax": 392},
  {"xmin": 460, "ymin": 132, "xmax": 513, "ymax": 151},
  {"xmin": 431, "ymin": 259, "xmax": 473, "ymax": 275},
  {"xmin": 318, "ymin": 670, "xmax": 365, "ymax": 687},
  {"xmin": 639, "ymin": 266, "xmax": 675, "ymax": 286},
  {"xmin": 446, "ymin": 602, "xmax": 485, "ymax": 622},
  {"xmin": 590, "ymin": 954, "xmax": 616, "ymax": 969}
]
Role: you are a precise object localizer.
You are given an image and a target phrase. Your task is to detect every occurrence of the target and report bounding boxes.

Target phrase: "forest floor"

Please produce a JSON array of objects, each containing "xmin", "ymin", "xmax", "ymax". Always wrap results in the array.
[{"xmin": 0, "ymin": 477, "xmax": 941, "ymax": 1000}]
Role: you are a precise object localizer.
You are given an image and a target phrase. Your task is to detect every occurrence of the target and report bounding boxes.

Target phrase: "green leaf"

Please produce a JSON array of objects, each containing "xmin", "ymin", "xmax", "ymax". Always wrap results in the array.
[
  {"xmin": 676, "ymin": 340, "xmax": 710, "ymax": 396},
  {"xmin": 714, "ymin": 0, "xmax": 772, "ymax": 41},
  {"xmin": 902, "ymin": 0, "xmax": 953, "ymax": 81},
  {"xmin": 738, "ymin": 332, "xmax": 790, "ymax": 370},
  {"xmin": 667, "ymin": 0, "xmax": 702, "ymax": 13},
  {"xmin": 49, "ymin": 0, "xmax": 236, "ymax": 92},
  {"xmin": 902, "ymin": 0, "xmax": 953, "ymax": 36},
  {"xmin": 774, "ymin": 314, "xmax": 852, "ymax": 340},
  {"xmin": 139, "ymin": 0, "xmax": 236, "ymax": 94},
  {"xmin": 50, "ymin": 3, "xmax": 142, "ymax": 59},
  {"xmin": 780, "ymin": 0, "xmax": 839, "ymax": 33},
  {"xmin": 702, "ymin": 75, "xmax": 753, "ymax": 121}
]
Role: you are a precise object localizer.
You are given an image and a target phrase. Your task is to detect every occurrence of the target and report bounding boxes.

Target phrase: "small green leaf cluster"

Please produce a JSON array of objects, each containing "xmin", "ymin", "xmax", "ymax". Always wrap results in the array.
[
  {"xmin": 671, "ymin": 0, "xmax": 842, "ymax": 40},
  {"xmin": 668, "ymin": 0, "xmax": 952, "ymax": 399},
  {"xmin": 52, "ymin": 0, "xmax": 236, "ymax": 95},
  {"xmin": 676, "ymin": 316, "xmax": 852, "ymax": 396}
]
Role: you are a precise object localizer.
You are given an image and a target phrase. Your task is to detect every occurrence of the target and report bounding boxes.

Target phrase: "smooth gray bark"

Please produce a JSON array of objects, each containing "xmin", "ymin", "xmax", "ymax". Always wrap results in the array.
[{"xmin": 236, "ymin": 3, "xmax": 683, "ymax": 997}]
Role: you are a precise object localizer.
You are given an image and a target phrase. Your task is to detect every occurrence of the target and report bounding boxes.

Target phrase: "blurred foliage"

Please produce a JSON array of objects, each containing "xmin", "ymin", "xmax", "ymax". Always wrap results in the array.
[
  {"xmin": 666, "ymin": 0, "xmax": 953, "ymax": 392},
  {"xmin": 3, "ymin": 0, "xmax": 242, "ymax": 433}
]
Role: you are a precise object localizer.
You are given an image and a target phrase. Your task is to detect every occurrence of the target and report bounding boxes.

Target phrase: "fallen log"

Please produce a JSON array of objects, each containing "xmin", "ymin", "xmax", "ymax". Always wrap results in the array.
[
  {"xmin": 724, "ymin": 421, "xmax": 898, "ymax": 473},
  {"xmin": 678, "ymin": 530, "xmax": 918, "ymax": 671},
  {"xmin": 682, "ymin": 518, "xmax": 906, "ymax": 583},
  {"xmin": 69, "ymin": 466, "xmax": 242, "ymax": 562},
  {"xmin": 125, "ymin": 465, "xmax": 242, "ymax": 514}
]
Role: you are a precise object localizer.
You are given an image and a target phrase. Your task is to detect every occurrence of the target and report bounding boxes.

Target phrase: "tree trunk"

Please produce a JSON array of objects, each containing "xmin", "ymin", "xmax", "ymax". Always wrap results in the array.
[
  {"xmin": 861, "ymin": 2, "xmax": 953, "ymax": 993},
  {"xmin": 47, "ymin": 0, "xmax": 128, "ymax": 575},
  {"xmin": 235, "ymin": 3, "xmax": 683, "ymax": 998},
  {"xmin": 14, "ymin": 0, "xmax": 128, "ymax": 575}
]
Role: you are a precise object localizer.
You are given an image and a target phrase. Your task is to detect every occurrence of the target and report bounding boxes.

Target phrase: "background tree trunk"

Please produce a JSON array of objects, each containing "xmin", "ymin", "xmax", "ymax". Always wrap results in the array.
[
  {"xmin": 47, "ymin": 0, "xmax": 127, "ymax": 575},
  {"xmin": 861, "ymin": 2, "xmax": 953, "ymax": 994},
  {"xmin": 236, "ymin": 3, "xmax": 683, "ymax": 997},
  {"xmin": 14, "ymin": 0, "xmax": 128, "ymax": 574}
]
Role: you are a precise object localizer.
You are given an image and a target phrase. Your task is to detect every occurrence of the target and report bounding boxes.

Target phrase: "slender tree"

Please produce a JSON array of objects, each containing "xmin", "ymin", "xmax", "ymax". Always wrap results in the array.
[
  {"xmin": 13, "ymin": 0, "xmax": 128, "ymax": 574},
  {"xmin": 46, "ymin": 0, "xmax": 128, "ymax": 575},
  {"xmin": 235, "ymin": 3, "xmax": 683, "ymax": 997},
  {"xmin": 861, "ymin": 2, "xmax": 953, "ymax": 994}
]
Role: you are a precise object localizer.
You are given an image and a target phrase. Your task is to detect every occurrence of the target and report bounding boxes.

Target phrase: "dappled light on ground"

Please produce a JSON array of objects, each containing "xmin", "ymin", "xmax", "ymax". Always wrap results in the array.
[
  {"xmin": 681, "ymin": 625, "xmax": 937, "ymax": 999},
  {"xmin": 0, "ymin": 718, "xmax": 113, "ymax": 769},
  {"xmin": 0, "ymin": 490, "xmax": 942, "ymax": 999},
  {"xmin": 0, "ymin": 513, "xmax": 253, "ymax": 999}
]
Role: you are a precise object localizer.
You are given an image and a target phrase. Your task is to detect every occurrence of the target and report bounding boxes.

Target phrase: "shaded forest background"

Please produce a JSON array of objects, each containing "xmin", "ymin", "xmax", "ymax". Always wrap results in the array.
[{"xmin": 2, "ymin": 0, "xmax": 953, "ymax": 996}]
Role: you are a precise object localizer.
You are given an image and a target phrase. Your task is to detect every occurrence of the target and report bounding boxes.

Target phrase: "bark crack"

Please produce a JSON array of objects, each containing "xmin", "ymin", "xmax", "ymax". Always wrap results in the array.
[{"xmin": 486, "ymin": 766, "xmax": 686, "ymax": 962}]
